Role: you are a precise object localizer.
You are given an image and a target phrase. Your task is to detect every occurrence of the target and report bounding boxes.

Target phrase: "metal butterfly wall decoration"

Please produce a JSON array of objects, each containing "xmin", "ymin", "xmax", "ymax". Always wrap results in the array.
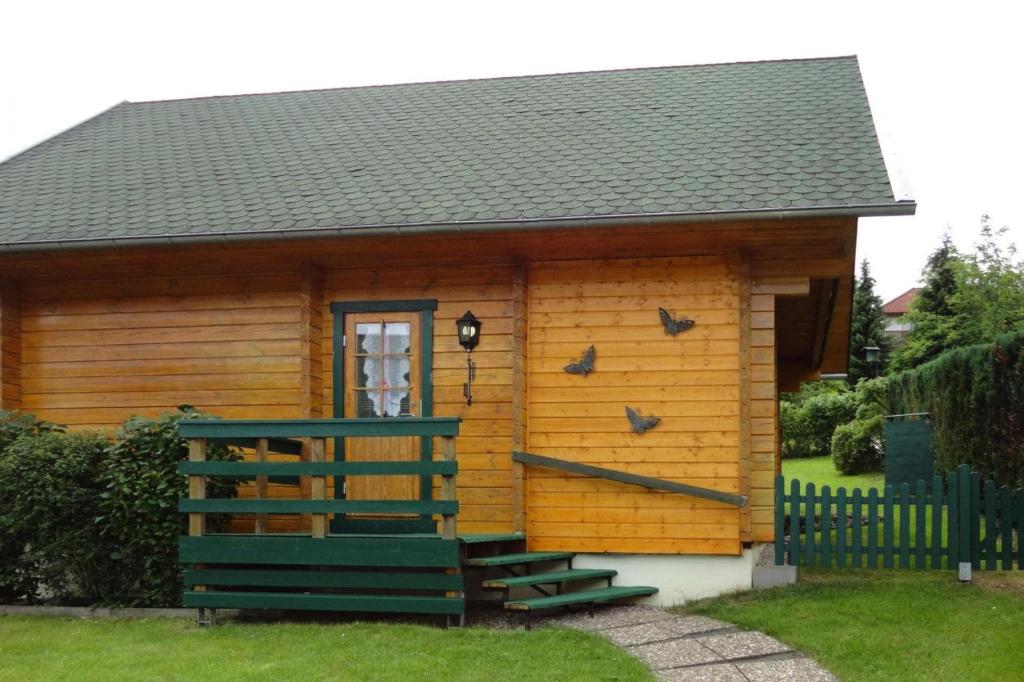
[
  {"xmin": 563, "ymin": 345, "xmax": 596, "ymax": 376},
  {"xmin": 625, "ymin": 406, "xmax": 661, "ymax": 434},
  {"xmin": 658, "ymin": 307, "xmax": 695, "ymax": 336}
]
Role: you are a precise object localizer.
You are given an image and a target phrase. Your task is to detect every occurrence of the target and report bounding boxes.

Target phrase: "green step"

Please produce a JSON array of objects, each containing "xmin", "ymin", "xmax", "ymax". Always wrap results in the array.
[
  {"xmin": 483, "ymin": 568, "xmax": 617, "ymax": 589},
  {"xmin": 458, "ymin": 532, "xmax": 525, "ymax": 545},
  {"xmin": 505, "ymin": 585, "xmax": 658, "ymax": 611},
  {"xmin": 463, "ymin": 551, "xmax": 574, "ymax": 567}
]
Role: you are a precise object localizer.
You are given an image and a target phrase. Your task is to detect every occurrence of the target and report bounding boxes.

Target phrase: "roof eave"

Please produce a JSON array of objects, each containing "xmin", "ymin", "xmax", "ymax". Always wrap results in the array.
[{"xmin": 0, "ymin": 201, "xmax": 917, "ymax": 254}]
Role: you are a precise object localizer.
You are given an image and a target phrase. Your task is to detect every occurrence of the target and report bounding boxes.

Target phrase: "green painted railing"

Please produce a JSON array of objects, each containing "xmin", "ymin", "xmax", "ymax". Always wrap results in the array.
[
  {"xmin": 775, "ymin": 465, "xmax": 1024, "ymax": 571},
  {"xmin": 177, "ymin": 417, "xmax": 464, "ymax": 624}
]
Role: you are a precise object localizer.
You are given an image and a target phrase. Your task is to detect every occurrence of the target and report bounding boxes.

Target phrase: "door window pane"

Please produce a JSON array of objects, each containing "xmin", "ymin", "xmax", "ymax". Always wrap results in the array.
[{"xmin": 354, "ymin": 320, "xmax": 414, "ymax": 417}]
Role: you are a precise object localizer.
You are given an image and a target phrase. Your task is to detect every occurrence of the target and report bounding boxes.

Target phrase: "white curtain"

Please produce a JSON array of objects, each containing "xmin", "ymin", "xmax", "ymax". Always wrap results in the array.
[{"xmin": 358, "ymin": 323, "xmax": 411, "ymax": 417}]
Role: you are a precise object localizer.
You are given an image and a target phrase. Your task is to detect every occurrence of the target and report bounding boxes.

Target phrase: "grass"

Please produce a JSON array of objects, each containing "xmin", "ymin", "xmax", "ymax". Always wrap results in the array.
[
  {"xmin": 679, "ymin": 569, "xmax": 1024, "ymax": 682},
  {"xmin": 782, "ymin": 456, "xmax": 884, "ymax": 493},
  {"xmin": 0, "ymin": 616, "xmax": 652, "ymax": 681}
]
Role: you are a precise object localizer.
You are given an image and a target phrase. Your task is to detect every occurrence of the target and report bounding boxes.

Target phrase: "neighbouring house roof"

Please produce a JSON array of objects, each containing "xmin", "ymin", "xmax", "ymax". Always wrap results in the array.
[
  {"xmin": 0, "ymin": 56, "xmax": 914, "ymax": 251},
  {"xmin": 882, "ymin": 287, "xmax": 921, "ymax": 316}
]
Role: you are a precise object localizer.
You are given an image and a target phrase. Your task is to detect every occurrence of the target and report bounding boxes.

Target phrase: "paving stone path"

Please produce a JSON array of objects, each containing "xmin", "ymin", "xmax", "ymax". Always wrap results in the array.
[{"xmin": 542, "ymin": 606, "xmax": 836, "ymax": 681}]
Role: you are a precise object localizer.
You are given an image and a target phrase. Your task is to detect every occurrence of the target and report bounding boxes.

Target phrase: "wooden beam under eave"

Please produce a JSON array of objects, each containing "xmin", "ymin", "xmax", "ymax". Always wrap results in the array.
[
  {"xmin": 752, "ymin": 277, "xmax": 810, "ymax": 297},
  {"xmin": 0, "ymin": 281, "xmax": 22, "ymax": 410}
]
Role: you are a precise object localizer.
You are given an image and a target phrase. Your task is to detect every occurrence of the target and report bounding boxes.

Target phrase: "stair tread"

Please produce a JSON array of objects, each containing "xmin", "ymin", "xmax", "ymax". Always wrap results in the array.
[
  {"xmin": 458, "ymin": 532, "xmax": 525, "ymax": 545},
  {"xmin": 505, "ymin": 585, "xmax": 658, "ymax": 610},
  {"xmin": 463, "ymin": 551, "xmax": 574, "ymax": 567},
  {"xmin": 483, "ymin": 568, "xmax": 617, "ymax": 589}
]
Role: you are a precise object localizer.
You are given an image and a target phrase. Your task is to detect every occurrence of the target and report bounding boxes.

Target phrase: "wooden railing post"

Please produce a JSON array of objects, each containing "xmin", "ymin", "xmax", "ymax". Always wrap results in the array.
[
  {"xmin": 188, "ymin": 437, "xmax": 208, "ymax": 623},
  {"xmin": 254, "ymin": 437, "xmax": 269, "ymax": 534},
  {"xmin": 188, "ymin": 438, "xmax": 207, "ymax": 537},
  {"xmin": 310, "ymin": 438, "xmax": 327, "ymax": 538},
  {"xmin": 440, "ymin": 436, "xmax": 457, "ymax": 541}
]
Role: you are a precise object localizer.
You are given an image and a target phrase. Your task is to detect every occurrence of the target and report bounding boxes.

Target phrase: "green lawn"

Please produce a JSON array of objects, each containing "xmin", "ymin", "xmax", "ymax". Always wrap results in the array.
[
  {"xmin": 0, "ymin": 616, "xmax": 651, "ymax": 681},
  {"xmin": 782, "ymin": 456, "xmax": 884, "ymax": 493},
  {"xmin": 679, "ymin": 569, "xmax": 1024, "ymax": 682}
]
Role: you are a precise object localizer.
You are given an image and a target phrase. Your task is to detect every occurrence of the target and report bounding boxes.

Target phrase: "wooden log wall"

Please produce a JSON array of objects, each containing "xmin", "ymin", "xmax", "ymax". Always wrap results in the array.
[
  {"xmin": 525, "ymin": 255, "xmax": 744, "ymax": 555},
  {"xmin": 0, "ymin": 281, "xmax": 22, "ymax": 410}
]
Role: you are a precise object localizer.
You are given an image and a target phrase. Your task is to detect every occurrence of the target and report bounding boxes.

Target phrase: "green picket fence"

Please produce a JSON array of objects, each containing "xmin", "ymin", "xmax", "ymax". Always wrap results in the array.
[{"xmin": 774, "ymin": 465, "xmax": 1024, "ymax": 570}]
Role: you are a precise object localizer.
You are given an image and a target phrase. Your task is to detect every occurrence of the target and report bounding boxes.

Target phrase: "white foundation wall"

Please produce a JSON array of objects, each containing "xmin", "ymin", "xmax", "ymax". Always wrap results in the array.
[{"xmin": 572, "ymin": 546, "xmax": 762, "ymax": 607}]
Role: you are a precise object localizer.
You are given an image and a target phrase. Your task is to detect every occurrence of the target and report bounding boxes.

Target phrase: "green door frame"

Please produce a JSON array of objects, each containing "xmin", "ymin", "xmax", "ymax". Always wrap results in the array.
[{"xmin": 328, "ymin": 299, "xmax": 437, "ymax": 534}]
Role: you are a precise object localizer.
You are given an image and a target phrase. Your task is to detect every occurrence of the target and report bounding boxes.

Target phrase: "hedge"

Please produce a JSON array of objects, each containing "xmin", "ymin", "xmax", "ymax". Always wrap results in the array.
[
  {"xmin": 0, "ymin": 406, "xmax": 239, "ymax": 607},
  {"xmin": 887, "ymin": 331, "xmax": 1024, "ymax": 487}
]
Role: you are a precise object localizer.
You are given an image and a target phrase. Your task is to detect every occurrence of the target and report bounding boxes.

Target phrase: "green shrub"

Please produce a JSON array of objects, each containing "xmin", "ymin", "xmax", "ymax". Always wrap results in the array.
[
  {"xmin": 0, "ymin": 430, "xmax": 118, "ymax": 604},
  {"xmin": 888, "ymin": 331, "xmax": 1024, "ymax": 487},
  {"xmin": 831, "ymin": 378, "xmax": 888, "ymax": 474},
  {"xmin": 97, "ymin": 406, "xmax": 239, "ymax": 606},
  {"xmin": 0, "ymin": 406, "xmax": 239, "ymax": 607},
  {"xmin": 780, "ymin": 384, "xmax": 857, "ymax": 459},
  {"xmin": 0, "ymin": 410, "xmax": 63, "ymax": 453}
]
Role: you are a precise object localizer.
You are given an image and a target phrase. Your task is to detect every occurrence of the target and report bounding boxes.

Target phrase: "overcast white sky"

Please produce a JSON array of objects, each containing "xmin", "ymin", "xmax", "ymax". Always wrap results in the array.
[{"xmin": 2, "ymin": 1, "xmax": 1021, "ymax": 301}]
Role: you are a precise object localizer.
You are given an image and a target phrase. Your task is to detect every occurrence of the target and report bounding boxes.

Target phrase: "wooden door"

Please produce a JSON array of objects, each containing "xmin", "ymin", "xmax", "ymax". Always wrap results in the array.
[{"xmin": 343, "ymin": 312, "xmax": 421, "ymax": 510}]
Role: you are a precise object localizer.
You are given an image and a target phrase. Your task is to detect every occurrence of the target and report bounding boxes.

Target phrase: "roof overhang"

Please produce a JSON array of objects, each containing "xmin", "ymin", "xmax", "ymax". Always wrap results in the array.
[{"xmin": 0, "ymin": 201, "xmax": 916, "ymax": 254}]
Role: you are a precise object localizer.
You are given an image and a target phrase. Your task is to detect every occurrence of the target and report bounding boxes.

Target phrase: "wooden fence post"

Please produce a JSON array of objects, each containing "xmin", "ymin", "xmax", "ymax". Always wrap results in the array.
[
  {"xmin": 958, "ymin": 465, "xmax": 972, "ymax": 581},
  {"xmin": 310, "ymin": 438, "xmax": 327, "ymax": 538}
]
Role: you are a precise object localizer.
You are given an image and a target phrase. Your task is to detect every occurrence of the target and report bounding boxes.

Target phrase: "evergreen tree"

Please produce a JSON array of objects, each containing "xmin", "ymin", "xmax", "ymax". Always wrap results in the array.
[
  {"xmin": 890, "ymin": 233, "xmax": 961, "ymax": 371},
  {"xmin": 847, "ymin": 260, "xmax": 891, "ymax": 385}
]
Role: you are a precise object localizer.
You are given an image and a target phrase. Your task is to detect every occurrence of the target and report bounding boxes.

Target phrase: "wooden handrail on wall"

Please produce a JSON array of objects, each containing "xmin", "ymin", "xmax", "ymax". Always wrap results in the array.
[{"xmin": 511, "ymin": 451, "xmax": 747, "ymax": 508}]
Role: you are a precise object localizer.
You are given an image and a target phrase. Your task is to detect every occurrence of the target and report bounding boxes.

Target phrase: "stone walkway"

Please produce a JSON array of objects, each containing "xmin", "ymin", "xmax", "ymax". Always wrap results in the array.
[{"xmin": 543, "ymin": 606, "xmax": 836, "ymax": 681}]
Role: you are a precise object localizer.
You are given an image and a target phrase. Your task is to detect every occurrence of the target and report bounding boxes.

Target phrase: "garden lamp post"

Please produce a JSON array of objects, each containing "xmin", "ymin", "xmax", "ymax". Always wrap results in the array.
[{"xmin": 864, "ymin": 345, "xmax": 880, "ymax": 378}]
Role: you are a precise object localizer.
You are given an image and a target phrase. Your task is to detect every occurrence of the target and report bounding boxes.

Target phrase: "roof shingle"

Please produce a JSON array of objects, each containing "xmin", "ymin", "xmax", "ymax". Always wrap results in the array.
[{"xmin": 0, "ymin": 56, "xmax": 912, "ymax": 250}]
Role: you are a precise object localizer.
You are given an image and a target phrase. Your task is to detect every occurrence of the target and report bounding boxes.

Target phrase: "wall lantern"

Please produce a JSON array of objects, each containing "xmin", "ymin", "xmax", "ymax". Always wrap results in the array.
[{"xmin": 456, "ymin": 311, "xmax": 482, "ymax": 405}]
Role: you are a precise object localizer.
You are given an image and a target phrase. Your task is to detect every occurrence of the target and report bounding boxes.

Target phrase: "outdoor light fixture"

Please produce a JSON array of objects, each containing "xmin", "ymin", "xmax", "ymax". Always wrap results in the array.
[
  {"xmin": 864, "ymin": 346, "xmax": 881, "ymax": 378},
  {"xmin": 456, "ymin": 311, "xmax": 482, "ymax": 405}
]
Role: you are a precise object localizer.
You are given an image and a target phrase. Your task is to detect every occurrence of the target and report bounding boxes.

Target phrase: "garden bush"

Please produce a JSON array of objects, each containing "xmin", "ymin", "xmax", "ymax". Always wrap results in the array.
[
  {"xmin": 0, "ymin": 430, "xmax": 116, "ymax": 604},
  {"xmin": 0, "ymin": 406, "xmax": 239, "ymax": 607},
  {"xmin": 831, "ymin": 378, "xmax": 887, "ymax": 475},
  {"xmin": 97, "ymin": 406, "xmax": 239, "ymax": 606},
  {"xmin": 887, "ymin": 331, "xmax": 1024, "ymax": 487},
  {"xmin": 780, "ymin": 383, "xmax": 857, "ymax": 459}
]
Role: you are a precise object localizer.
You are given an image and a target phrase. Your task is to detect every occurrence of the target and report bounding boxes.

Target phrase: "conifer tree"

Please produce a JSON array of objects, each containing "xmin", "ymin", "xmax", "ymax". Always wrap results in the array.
[
  {"xmin": 847, "ymin": 260, "xmax": 891, "ymax": 385},
  {"xmin": 891, "ymin": 233, "xmax": 961, "ymax": 370}
]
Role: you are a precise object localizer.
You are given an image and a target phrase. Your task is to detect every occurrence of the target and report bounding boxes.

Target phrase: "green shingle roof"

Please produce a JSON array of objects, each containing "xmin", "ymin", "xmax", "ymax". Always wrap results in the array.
[{"xmin": 0, "ymin": 56, "xmax": 912, "ymax": 251}]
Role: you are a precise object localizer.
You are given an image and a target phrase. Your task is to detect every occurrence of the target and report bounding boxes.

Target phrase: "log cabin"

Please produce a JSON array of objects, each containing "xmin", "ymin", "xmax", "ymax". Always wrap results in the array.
[{"xmin": 0, "ymin": 56, "xmax": 914, "ymax": 619}]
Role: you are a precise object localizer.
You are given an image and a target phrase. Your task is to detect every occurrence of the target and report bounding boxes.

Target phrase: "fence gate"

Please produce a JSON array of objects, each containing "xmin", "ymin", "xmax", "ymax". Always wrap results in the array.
[{"xmin": 774, "ymin": 465, "xmax": 1024, "ymax": 575}]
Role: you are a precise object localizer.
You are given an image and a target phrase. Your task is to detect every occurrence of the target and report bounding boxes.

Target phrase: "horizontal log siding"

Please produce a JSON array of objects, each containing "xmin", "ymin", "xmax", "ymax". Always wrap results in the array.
[
  {"xmin": 321, "ymin": 264, "xmax": 517, "ymax": 534},
  {"xmin": 526, "ymin": 256, "xmax": 743, "ymax": 555},
  {"xmin": 19, "ymin": 273, "xmax": 305, "ymax": 429},
  {"xmin": 0, "ymin": 282, "xmax": 22, "ymax": 409},
  {"xmin": 749, "ymin": 291, "xmax": 778, "ymax": 541}
]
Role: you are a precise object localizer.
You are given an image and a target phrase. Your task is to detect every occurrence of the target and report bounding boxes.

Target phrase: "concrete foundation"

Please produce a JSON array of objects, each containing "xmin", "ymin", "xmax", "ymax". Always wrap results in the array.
[{"xmin": 571, "ymin": 546, "xmax": 764, "ymax": 607}]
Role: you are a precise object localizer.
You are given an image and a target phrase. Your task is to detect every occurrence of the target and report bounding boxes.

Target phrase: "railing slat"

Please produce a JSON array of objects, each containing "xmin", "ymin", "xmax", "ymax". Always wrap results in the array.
[
  {"xmin": 899, "ymin": 483, "xmax": 911, "ymax": 569},
  {"xmin": 179, "ymin": 499, "xmax": 459, "ymax": 515},
  {"xmin": 914, "ymin": 479, "xmax": 926, "ymax": 569},
  {"xmin": 789, "ymin": 478, "xmax": 801, "ymax": 566},
  {"xmin": 179, "ymin": 461, "xmax": 458, "ymax": 476},
  {"xmin": 179, "ymin": 417, "xmax": 461, "ymax": 439},
  {"xmin": 867, "ymin": 488, "xmax": 879, "ymax": 568},
  {"xmin": 983, "ymin": 479, "xmax": 996, "ymax": 570},
  {"xmin": 930, "ymin": 476, "xmax": 942, "ymax": 569},
  {"xmin": 774, "ymin": 475, "xmax": 785, "ymax": 566},
  {"xmin": 883, "ymin": 485, "xmax": 895, "ymax": 569},
  {"xmin": 948, "ymin": 470, "xmax": 959, "ymax": 570},
  {"xmin": 970, "ymin": 471, "xmax": 981, "ymax": 570},
  {"xmin": 851, "ymin": 489, "xmax": 863, "ymax": 568},
  {"xmin": 1000, "ymin": 486, "xmax": 1013, "ymax": 570},
  {"xmin": 1016, "ymin": 489, "xmax": 1024, "ymax": 570},
  {"xmin": 836, "ymin": 487, "xmax": 847, "ymax": 568},
  {"xmin": 805, "ymin": 483, "xmax": 816, "ymax": 567},
  {"xmin": 820, "ymin": 486, "xmax": 832, "ymax": 568}
]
